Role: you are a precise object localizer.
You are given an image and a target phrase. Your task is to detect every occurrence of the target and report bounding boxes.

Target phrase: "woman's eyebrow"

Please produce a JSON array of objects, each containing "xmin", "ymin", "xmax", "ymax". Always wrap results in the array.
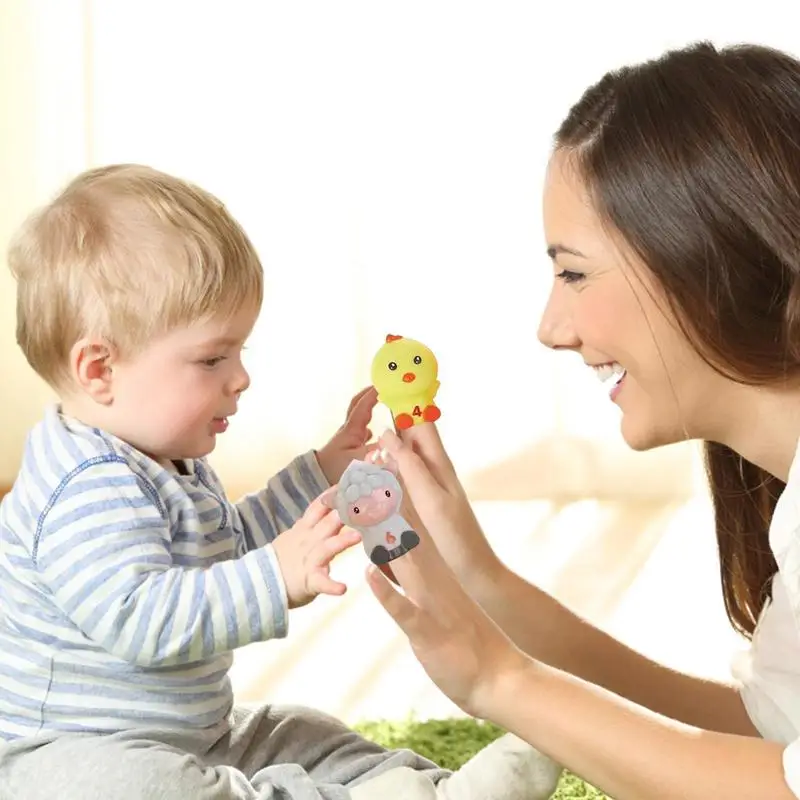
[{"xmin": 546, "ymin": 244, "xmax": 587, "ymax": 259}]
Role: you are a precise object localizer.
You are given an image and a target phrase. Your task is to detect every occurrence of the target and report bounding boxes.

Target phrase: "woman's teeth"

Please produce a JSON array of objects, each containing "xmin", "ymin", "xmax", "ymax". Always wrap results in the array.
[{"xmin": 594, "ymin": 362, "xmax": 627, "ymax": 386}]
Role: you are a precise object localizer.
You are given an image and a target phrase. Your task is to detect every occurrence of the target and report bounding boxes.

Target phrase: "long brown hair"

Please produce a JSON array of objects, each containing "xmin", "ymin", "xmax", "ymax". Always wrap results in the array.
[{"xmin": 553, "ymin": 41, "xmax": 800, "ymax": 637}]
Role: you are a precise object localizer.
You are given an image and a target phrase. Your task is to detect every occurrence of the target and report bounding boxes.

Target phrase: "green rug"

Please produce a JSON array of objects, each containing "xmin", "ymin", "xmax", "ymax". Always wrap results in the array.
[{"xmin": 354, "ymin": 718, "xmax": 609, "ymax": 799}]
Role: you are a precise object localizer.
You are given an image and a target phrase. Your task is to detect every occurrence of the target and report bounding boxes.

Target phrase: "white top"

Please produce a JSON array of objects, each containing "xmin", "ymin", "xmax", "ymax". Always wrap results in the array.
[{"xmin": 732, "ymin": 435, "xmax": 800, "ymax": 795}]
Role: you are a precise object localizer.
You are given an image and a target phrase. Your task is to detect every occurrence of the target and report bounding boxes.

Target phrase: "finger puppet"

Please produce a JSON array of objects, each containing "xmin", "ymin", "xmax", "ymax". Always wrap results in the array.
[
  {"xmin": 321, "ymin": 457, "xmax": 420, "ymax": 565},
  {"xmin": 370, "ymin": 334, "xmax": 441, "ymax": 430}
]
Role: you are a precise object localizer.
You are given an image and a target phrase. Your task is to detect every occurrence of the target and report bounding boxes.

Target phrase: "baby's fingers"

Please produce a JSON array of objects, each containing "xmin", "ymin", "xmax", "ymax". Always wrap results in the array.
[
  {"xmin": 307, "ymin": 529, "xmax": 360, "ymax": 596},
  {"xmin": 312, "ymin": 527, "xmax": 361, "ymax": 567},
  {"xmin": 310, "ymin": 505, "xmax": 347, "ymax": 540},
  {"xmin": 309, "ymin": 570, "xmax": 348, "ymax": 597},
  {"xmin": 304, "ymin": 494, "xmax": 340, "ymax": 527},
  {"xmin": 346, "ymin": 385, "xmax": 378, "ymax": 419}
]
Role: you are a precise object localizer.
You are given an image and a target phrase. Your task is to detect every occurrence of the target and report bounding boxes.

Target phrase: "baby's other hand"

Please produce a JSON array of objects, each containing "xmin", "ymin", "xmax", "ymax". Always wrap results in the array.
[
  {"xmin": 272, "ymin": 493, "xmax": 361, "ymax": 608},
  {"xmin": 316, "ymin": 386, "xmax": 378, "ymax": 484}
]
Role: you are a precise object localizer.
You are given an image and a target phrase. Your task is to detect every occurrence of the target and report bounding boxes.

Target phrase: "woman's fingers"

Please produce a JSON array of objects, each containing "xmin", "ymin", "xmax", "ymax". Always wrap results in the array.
[
  {"xmin": 366, "ymin": 564, "xmax": 420, "ymax": 632},
  {"xmin": 379, "ymin": 429, "xmax": 448, "ymax": 501},
  {"xmin": 398, "ymin": 421, "xmax": 458, "ymax": 484},
  {"xmin": 384, "ymin": 537, "xmax": 459, "ymax": 609},
  {"xmin": 378, "ymin": 562, "xmax": 399, "ymax": 585}
]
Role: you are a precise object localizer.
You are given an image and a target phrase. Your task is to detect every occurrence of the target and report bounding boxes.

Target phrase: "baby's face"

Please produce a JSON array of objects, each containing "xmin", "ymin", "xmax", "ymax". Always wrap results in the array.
[{"xmin": 107, "ymin": 306, "xmax": 257, "ymax": 463}]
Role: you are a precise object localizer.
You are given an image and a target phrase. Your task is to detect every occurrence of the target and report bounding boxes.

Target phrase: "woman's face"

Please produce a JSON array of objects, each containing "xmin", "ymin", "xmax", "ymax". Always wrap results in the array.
[{"xmin": 538, "ymin": 149, "xmax": 723, "ymax": 451}]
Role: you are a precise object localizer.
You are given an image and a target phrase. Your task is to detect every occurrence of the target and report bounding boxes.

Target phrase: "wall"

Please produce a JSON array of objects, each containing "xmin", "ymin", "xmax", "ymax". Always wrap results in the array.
[
  {"xmin": 2, "ymin": 1, "xmax": 789, "ymax": 501},
  {"xmin": 0, "ymin": 1, "xmax": 91, "ymax": 485},
  {"xmin": 0, "ymin": 2, "xmax": 55, "ymax": 485}
]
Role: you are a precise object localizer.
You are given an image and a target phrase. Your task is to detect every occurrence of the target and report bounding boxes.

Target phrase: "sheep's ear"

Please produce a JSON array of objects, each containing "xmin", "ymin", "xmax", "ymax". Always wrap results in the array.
[{"xmin": 319, "ymin": 486, "xmax": 339, "ymax": 509}]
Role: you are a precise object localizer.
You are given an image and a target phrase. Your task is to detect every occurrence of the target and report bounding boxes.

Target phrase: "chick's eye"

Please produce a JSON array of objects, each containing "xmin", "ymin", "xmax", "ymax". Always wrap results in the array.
[
  {"xmin": 413, "ymin": 355, "xmax": 422, "ymax": 364},
  {"xmin": 385, "ymin": 490, "xmax": 391, "ymax": 498},
  {"xmin": 353, "ymin": 506, "xmax": 360, "ymax": 514},
  {"xmin": 388, "ymin": 362, "xmax": 397, "ymax": 371}
]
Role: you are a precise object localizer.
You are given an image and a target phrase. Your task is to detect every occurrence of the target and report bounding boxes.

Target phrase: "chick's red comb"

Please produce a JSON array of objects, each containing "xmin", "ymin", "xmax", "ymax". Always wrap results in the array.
[{"xmin": 386, "ymin": 334, "xmax": 403, "ymax": 342}]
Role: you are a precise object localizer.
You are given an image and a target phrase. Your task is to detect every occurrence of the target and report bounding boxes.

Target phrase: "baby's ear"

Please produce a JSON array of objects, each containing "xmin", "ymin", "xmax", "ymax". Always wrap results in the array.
[{"xmin": 319, "ymin": 486, "xmax": 339, "ymax": 509}]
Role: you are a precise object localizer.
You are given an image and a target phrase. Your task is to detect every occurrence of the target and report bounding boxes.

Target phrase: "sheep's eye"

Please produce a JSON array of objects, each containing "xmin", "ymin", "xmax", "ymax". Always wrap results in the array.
[
  {"xmin": 388, "ymin": 362, "xmax": 397, "ymax": 371},
  {"xmin": 385, "ymin": 490, "xmax": 391, "ymax": 498},
  {"xmin": 353, "ymin": 506, "xmax": 360, "ymax": 514},
  {"xmin": 413, "ymin": 355, "xmax": 422, "ymax": 364}
]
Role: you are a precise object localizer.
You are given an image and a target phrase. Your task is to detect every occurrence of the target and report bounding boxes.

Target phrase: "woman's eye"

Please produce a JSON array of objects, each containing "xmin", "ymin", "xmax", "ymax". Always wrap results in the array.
[
  {"xmin": 202, "ymin": 357, "xmax": 226, "ymax": 367},
  {"xmin": 556, "ymin": 269, "xmax": 586, "ymax": 285}
]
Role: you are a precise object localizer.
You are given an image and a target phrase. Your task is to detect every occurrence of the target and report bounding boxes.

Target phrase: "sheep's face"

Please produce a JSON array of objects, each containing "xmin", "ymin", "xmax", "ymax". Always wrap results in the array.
[{"xmin": 347, "ymin": 485, "xmax": 400, "ymax": 526}]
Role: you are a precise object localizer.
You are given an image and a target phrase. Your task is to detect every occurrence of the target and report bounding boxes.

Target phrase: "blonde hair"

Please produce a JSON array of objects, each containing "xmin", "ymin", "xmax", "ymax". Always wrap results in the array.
[{"xmin": 7, "ymin": 163, "xmax": 263, "ymax": 389}]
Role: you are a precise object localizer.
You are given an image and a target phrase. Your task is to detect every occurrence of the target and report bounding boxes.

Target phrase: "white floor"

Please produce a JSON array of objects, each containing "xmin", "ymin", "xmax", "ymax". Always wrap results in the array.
[{"xmin": 229, "ymin": 494, "xmax": 748, "ymax": 725}]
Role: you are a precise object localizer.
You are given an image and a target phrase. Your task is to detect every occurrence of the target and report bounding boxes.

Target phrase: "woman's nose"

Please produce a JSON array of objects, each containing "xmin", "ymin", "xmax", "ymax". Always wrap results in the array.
[{"xmin": 537, "ymin": 290, "xmax": 580, "ymax": 351}]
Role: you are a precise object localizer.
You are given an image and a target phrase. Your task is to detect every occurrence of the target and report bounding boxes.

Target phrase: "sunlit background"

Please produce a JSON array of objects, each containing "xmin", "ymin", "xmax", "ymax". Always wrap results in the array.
[{"xmin": 1, "ymin": 0, "xmax": 792, "ymax": 724}]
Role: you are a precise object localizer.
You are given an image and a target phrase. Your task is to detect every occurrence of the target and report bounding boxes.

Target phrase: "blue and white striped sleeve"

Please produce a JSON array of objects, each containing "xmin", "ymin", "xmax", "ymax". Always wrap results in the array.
[
  {"xmin": 33, "ymin": 459, "xmax": 288, "ymax": 667},
  {"xmin": 233, "ymin": 451, "xmax": 330, "ymax": 551}
]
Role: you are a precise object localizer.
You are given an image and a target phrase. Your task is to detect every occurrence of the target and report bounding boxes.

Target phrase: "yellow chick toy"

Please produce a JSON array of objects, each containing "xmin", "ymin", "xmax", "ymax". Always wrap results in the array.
[{"xmin": 370, "ymin": 334, "xmax": 441, "ymax": 429}]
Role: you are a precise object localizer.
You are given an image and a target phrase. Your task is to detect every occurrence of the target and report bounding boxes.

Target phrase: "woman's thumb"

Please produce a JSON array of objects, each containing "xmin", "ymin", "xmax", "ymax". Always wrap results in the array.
[
  {"xmin": 379, "ymin": 428, "xmax": 403, "ymax": 456},
  {"xmin": 378, "ymin": 429, "xmax": 440, "ymax": 497},
  {"xmin": 379, "ymin": 428, "xmax": 414, "ymax": 468}
]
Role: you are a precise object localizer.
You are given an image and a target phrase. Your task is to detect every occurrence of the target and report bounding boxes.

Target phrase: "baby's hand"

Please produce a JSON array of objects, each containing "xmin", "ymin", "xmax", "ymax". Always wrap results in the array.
[
  {"xmin": 315, "ymin": 386, "xmax": 378, "ymax": 485},
  {"xmin": 272, "ymin": 494, "xmax": 361, "ymax": 608}
]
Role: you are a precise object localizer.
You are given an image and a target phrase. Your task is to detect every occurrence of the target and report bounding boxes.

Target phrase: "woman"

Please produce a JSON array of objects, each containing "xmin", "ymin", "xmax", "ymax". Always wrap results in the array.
[{"xmin": 367, "ymin": 41, "xmax": 800, "ymax": 799}]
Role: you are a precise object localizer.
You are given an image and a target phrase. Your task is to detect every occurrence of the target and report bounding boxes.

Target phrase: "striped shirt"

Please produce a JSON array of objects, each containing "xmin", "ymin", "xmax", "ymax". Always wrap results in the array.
[{"xmin": 0, "ymin": 405, "xmax": 327, "ymax": 741}]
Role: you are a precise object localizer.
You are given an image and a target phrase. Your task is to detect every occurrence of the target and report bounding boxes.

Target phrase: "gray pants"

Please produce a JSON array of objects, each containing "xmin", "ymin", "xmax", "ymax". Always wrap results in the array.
[{"xmin": 0, "ymin": 704, "xmax": 449, "ymax": 800}]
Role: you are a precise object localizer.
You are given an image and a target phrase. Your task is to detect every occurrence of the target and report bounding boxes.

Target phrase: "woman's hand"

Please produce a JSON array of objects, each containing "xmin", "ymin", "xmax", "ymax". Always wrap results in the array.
[
  {"xmin": 366, "ymin": 536, "xmax": 530, "ymax": 720},
  {"xmin": 378, "ymin": 425, "xmax": 500, "ymax": 581}
]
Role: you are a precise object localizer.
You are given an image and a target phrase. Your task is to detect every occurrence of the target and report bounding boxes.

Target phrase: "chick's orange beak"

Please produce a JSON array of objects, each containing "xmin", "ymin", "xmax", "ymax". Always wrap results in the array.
[{"xmin": 402, "ymin": 372, "xmax": 416, "ymax": 383}]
